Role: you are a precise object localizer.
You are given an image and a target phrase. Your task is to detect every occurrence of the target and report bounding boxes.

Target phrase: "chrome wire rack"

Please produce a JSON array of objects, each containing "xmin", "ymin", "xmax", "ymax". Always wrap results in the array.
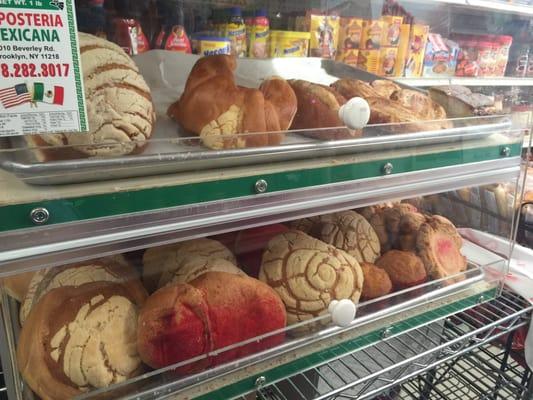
[{"xmin": 251, "ymin": 289, "xmax": 532, "ymax": 400}]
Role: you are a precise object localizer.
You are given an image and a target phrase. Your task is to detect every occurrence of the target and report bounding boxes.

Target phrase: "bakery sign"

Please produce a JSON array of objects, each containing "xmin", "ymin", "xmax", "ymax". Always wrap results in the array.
[{"xmin": 0, "ymin": 0, "xmax": 87, "ymax": 136}]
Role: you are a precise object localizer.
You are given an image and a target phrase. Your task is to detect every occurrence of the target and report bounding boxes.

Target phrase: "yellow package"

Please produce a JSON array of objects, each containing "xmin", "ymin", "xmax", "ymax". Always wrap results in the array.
[
  {"xmin": 394, "ymin": 24, "xmax": 411, "ymax": 76},
  {"xmin": 358, "ymin": 49, "xmax": 381, "ymax": 74},
  {"xmin": 270, "ymin": 30, "xmax": 311, "ymax": 57},
  {"xmin": 309, "ymin": 15, "xmax": 340, "ymax": 58},
  {"xmin": 338, "ymin": 17, "xmax": 363, "ymax": 51},
  {"xmin": 360, "ymin": 19, "xmax": 383, "ymax": 50},
  {"xmin": 379, "ymin": 47, "xmax": 398, "ymax": 76},
  {"xmin": 404, "ymin": 24, "xmax": 429, "ymax": 77},
  {"xmin": 381, "ymin": 16, "xmax": 403, "ymax": 47},
  {"xmin": 336, "ymin": 49, "xmax": 359, "ymax": 67}
]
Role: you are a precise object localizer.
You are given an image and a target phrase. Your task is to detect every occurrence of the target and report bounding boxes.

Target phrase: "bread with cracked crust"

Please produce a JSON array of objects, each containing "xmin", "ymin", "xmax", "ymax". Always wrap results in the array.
[
  {"xmin": 27, "ymin": 32, "xmax": 155, "ymax": 159},
  {"xmin": 20, "ymin": 258, "xmax": 147, "ymax": 325},
  {"xmin": 376, "ymin": 250, "xmax": 427, "ymax": 289},
  {"xmin": 259, "ymin": 230, "xmax": 363, "ymax": 325},
  {"xmin": 17, "ymin": 282, "xmax": 144, "ymax": 400},
  {"xmin": 142, "ymin": 238, "xmax": 238, "ymax": 292},
  {"xmin": 318, "ymin": 211, "xmax": 381, "ymax": 263}
]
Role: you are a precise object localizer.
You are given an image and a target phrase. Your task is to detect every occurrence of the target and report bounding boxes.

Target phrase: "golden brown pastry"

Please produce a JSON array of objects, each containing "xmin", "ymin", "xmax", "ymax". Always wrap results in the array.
[
  {"xmin": 397, "ymin": 211, "xmax": 428, "ymax": 251},
  {"xmin": 390, "ymin": 89, "xmax": 447, "ymax": 119},
  {"xmin": 376, "ymin": 250, "xmax": 427, "ymax": 289},
  {"xmin": 367, "ymin": 97, "xmax": 445, "ymax": 132},
  {"xmin": 142, "ymin": 238, "xmax": 237, "ymax": 292},
  {"xmin": 368, "ymin": 209, "xmax": 391, "ymax": 252},
  {"xmin": 383, "ymin": 203, "xmax": 419, "ymax": 248},
  {"xmin": 417, "ymin": 217, "xmax": 467, "ymax": 280},
  {"xmin": 2, "ymin": 271, "xmax": 35, "ymax": 302},
  {"xmin": 167, "ymin": 55, "xmax": 297, "ymax": 149},
  {"xmin": 17, "ymin": 282, "xmax": 144, "ymax": 400},
  {"xmin": 371, "ymin": 80, "xmax": 402, "ymax": 98},
  {"xmin": 331, "ymin": 78, "xmax": 381, "ymax": 99},
  {"xmin": 20, "ymin": 259, "xmax": 147, "ymax": 325},
  {"xmin": 289, "ymin": 80, "xmax": 360, "ymax": 140},
  {"xmin": 137, "ymin": 272, "xmax": 286, "ymax": 372},
  {"xmin": 360, "ymin": 262, "xmax": 393, "ymax": 300},
  {"xmin": 29, "ymin": 33, "xmax": 155, "ymax": 159},
  {"xmin": 318, "ymin": 211, "xmax": 381, "ymax": 263},
  {"xmin": 259, "ymin": 230, "xmax": 363, "ymax": 325}
]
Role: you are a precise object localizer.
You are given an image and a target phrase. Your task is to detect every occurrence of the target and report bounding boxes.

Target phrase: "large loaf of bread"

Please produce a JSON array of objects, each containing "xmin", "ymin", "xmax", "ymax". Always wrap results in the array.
[
  {"xmin": 137, "ymin": 272, "xmax": 286, "ymax": 372},
  {"xmin": 29, "ymin": 32, "xmax": 155, "ymax": 158}
]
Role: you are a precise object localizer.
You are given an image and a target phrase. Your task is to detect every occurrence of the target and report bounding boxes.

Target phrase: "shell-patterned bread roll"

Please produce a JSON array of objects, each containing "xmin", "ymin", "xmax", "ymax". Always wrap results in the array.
[
  {"xmin": 166, "ymin": 256, "xmax": 245, "ymax": 286},
  {"xmin": 259, "ymin": 230, "xmax": 363, "ymax": 325},
  {"xmin": 34, "ymin": 33, "xmax": 155, "ymax": 157},
  {"xmin": 17, "ymin": 282, "xmax": 144, "ymax": 400},
  {"xmin": 319, "ymin": 211, "xmax": 381, "ymax": 264},
  {"xmin": 20, "ymin": 258, "xmax": 147, "ymax": 325},
  {"xmin": 142, "ymin": 238, "xmax": 238, "ymax": 292}
]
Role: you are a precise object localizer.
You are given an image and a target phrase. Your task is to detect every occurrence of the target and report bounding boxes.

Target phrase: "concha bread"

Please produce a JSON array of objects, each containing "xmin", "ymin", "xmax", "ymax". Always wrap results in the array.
[
  {"xmin": 142, "ymin": 238, "xmax": 237, "ymax": 292},
  {"xmin": 165, "ymin": 256, "xmax": 245, "ymax": 286},
  {"xmin": 17, "ymin": 282, "xmax": 143, "ymax": 400},
  {"xmin": 259, "ymin": 230, "xmax": 363, "ymax": 325},
  {"xmin": 34, "ymin": 32, "xmax": 155, "ymax": 157},
  {"xmin": 318, "ymin": 211, "xmax": 381, "ymax": 263},
  {"xmin": 20, "ymin": 258, "xmax": 147, "ymax": 325}
]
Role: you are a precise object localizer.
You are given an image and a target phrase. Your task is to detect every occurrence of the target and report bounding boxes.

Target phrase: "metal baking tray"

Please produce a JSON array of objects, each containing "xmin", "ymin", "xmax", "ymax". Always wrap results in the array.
[
  {"xmin": 0, "ymin": 118, "xmax": 512, "ymax": 185},
  {"xmin": 0, "ymin": 55, "xmax": 513, "ymax": 185}
]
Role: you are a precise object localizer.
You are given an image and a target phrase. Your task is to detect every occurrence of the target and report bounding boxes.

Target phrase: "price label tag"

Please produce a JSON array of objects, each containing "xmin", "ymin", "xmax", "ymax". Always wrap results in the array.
[{"xmin": 0, "ymin": 0, "xmax": 87, "ymax": 136}]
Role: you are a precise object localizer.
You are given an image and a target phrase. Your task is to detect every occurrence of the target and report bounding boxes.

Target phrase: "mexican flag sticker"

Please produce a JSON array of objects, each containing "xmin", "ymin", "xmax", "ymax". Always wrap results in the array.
[{"xmin": 0, "ymin": 0, "xmax": 87, "ymax": 137}]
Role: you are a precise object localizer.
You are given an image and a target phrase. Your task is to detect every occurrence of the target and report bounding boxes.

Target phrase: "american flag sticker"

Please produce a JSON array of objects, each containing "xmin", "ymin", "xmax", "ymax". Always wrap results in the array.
[{"xmin": 0, "ymin": 84, "xmax": 31, "ymax": 109}]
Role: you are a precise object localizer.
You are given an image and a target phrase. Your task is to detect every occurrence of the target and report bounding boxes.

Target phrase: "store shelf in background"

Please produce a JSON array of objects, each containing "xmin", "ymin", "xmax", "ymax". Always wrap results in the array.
[
  {"xmin": 396, "ymin": 77, "xmax": 533, "ymax": 87},
  {"xmin": 404, "ymin": 0, "xmax": 533, "ymax": 16},
  {"xmin": 252, "ymin": 289, "xmax": 532, "ymax": 400}
]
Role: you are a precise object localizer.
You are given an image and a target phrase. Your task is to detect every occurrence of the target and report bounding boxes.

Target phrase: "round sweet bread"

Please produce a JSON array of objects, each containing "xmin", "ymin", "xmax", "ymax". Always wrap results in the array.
[
  {"xmin": 19, "ymin": 258, "xmax": 147, "ymax": 326},
  {"xmin": 142, "ymin": 238, "xmax": 237, "ymax": 292},
  {"xmin": 259, "ymin": 230, "xmax": 363, "ymax": 325},
  {"xmin": 319, "ymin": 211, "xmax": 381, "ymax": 263},
  {"xmin": 165, "ymin": 256, "xmax": 244, "ymax": 286},
  {"xmin": 37, "ymin": 32, "xmax": 155, "ymax": 157},
  {"xmin": 17, "ymin": 282, "xmax": 143, "ymax": 400}
]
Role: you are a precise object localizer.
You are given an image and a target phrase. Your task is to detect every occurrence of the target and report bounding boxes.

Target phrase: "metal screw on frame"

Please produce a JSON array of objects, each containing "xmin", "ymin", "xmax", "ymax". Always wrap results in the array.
[
  {"xmin": 255, "ymin": 376, "xmax": 266, "ymax": 388},
  {"xmin": 30, "ymin": 207, "xmax": 50, "ymax": 225},
  {"xmin": 381, "ymin": 327, "xmax": 393, "ymax": 339},
  {"xmin": 382, "ymin": 162, "xmax": 394, "ymax": 175},
  {"xmin": 478, "ymin": 295, "xmax": 485, "ymax": 304},
  {"xmin": 500, "ymin": 147, "xmax": 511, "ymax": 157},
  {"xmin": 255, "ymin": 179, "xmax": 268, "ymax": 194}
]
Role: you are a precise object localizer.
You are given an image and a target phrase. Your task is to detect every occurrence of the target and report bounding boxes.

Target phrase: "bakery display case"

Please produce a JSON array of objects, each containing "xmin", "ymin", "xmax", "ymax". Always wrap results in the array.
[{"xmin": 0, "ymin": 0, "xmax": 532, "ymax": 400}]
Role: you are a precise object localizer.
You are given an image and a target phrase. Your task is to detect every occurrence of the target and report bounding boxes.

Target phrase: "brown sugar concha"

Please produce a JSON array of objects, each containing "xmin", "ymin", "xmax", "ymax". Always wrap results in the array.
[
  {"xmin": 259, "ymin": 230, "xmax": 363, "ymax": 325},
  {"xmin": 318, "ymin": 211, "xmax": 381, "ymax": 263}
]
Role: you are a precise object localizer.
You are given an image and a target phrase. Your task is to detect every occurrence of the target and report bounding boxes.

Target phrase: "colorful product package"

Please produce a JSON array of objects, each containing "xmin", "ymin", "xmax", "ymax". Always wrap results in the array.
[
  {"xmin": 358, "ymin": 49, "xmax": 381, "ymax": 74},
  {"xmin": 309, "ymin": 14, "xmax": 340, "ymax": 58},
  {"xmin": 336, "ymin": 49, "xmax": 359, "ymax": 66},
  {"xmin": 270, "ymin": 30, "xmax": 311, "ymax": 57},
  {"xmin": 338, "ymin": 17, "xmax": 363, "ymax": 51},
  {"xmin": 404, "ymin": 24, "xmax": 429, "ymax": 77},
  {"xmin": 394, "ymin": 23, "xmax": 411, "ymax": 76},
  {"xmin": 381, "ymin": 15, "xmax": 403, "ymax": 47},
  {"xmin": 422, "ymin": 33, "xmax": 459, "ymax": 77},
  {"xmin": 379, "ymin": 47, "xmax": 398, "ymax": 76},
  {"xmin": 360, "ymin": 19, "xmax": 383, "ymax": 50},
  {"xmin": 197, "ymin": 36, "xmax": 232, "ymax": 56}
]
